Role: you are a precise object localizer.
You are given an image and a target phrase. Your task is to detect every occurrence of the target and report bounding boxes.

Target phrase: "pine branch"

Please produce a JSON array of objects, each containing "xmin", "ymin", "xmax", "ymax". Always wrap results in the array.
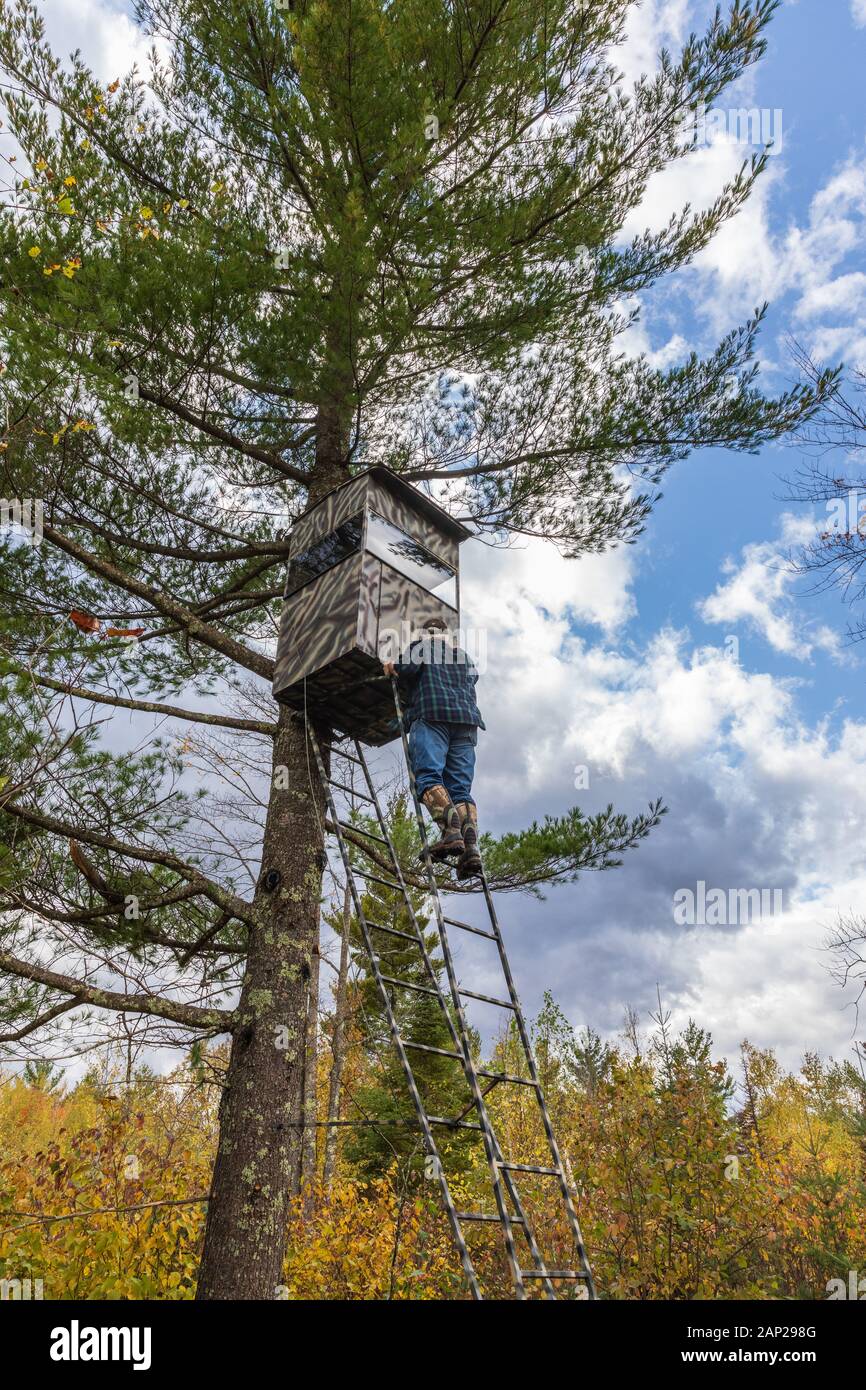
[
  {"xmin": 39, "ymin": 520, "xmax": 275, "ymax": 681},
  {"xmin": 0, "ymin": 796, "xmax": 256, "ymax": 928},
  {"xmin": 20, "ymin": 668, "xmax": 277, "ymax": 736},
  {"xmin": 0, "ymin": 947, "xmax": 232, "ymax": 1031}
]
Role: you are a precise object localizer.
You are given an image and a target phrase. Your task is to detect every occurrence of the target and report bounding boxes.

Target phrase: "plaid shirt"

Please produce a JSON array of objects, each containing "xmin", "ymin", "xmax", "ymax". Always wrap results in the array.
[{"xmin": 395, "ymin": 636, "xmax": 485, "ymax": 729}]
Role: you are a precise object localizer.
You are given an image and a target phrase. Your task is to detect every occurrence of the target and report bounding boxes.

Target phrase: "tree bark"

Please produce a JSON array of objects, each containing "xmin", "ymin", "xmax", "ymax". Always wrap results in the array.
[
  {"xmin": 300, "ymin": 944, "xmax": 320, "ymax": 1218},
  {"xmin": 195, "ymin": 704, "xmax": 330, "ymax": 1299},
  {"xmin": 323, "ymin": 878, "xmax": 353, "ymax": 1192}
]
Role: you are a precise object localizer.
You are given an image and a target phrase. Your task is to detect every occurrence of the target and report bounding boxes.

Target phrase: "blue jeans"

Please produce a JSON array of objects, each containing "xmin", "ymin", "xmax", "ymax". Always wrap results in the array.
[{"xmin": 409, "ymin": 720, "xmax": 477, "ymax": 806}]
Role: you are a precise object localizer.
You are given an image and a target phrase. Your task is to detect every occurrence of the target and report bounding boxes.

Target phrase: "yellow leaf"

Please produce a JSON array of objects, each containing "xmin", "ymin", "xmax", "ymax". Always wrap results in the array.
[
  {"xmin": 28, "ymin": 246, "xmax": 40, "ymax": 258},
  {"xmin": 178, "ymin": 199, "xmax": 189, "ymax": 209},
  {"xmin": 35, "ymin": 158, "xmax": 48, "ymax": 172},
  {"xmin": 139, "ymin": 205, "xmax": 153, "ymax": 220},
  {"xmin": 56, "ymin": 195, "xmax": 76, "ymax": 216},
  {"xmin": 210, "ymin": 180, "xmax": 224, "ymax": 194},
  {"xmin": 63, "ymin": 175, "xmax": 77, "ymax": 186}
]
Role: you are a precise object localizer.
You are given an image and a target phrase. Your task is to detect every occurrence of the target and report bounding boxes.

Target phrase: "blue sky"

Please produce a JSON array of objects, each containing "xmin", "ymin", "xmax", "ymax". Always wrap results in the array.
[{"xmin": 39, "ymin": 0, "xmax": 866, "ymax": 1075}]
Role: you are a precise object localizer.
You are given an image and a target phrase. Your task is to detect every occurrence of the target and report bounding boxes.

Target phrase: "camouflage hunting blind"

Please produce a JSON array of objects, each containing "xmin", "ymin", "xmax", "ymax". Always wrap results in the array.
[{"xmin": 272, "ymin": 467, "xmax": 472, "ymax": 745}]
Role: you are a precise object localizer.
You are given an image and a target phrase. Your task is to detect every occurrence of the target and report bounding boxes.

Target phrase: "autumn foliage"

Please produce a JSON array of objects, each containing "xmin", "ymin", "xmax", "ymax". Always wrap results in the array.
[{"xmin": 1, "ymin": 1004, "xmax": 863, "ymax": 1301}]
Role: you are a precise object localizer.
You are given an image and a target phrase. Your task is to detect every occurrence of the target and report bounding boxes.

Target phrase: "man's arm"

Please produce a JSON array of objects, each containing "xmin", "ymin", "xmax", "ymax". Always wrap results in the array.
[{"xmin": 383, "ymin": 640, "xmax": 424, "ymax": 683}]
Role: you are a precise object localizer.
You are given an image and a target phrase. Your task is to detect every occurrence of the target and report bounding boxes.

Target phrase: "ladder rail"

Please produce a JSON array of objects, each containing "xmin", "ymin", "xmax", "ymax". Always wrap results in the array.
[
  {"xmin": 478, "ymin": 867, "xmax": 598, "ymax": 1298},
  {"xmin": 384, "ymin": 698, "xmax": 560, "ymax": 1299},
  {"xmin": 389, "ymin": 678, "xmax": 596, "ymax": 1300},
  {"xmin": 306, "ymin": 723, "xmax": 482, "ymax": 1299},
  {"xmin": 348, "ymin": 736, "xmax": 535, "ymax": 1300}
]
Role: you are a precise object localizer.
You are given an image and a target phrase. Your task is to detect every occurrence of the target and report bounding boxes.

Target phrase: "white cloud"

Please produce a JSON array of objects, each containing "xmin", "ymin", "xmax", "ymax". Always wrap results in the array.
[
  {"xmin": 456, "ymin": 536, "xmax": 866, "ymax": 1071},
  {"xmin": 616, "ymin": 0, "xmax": 693, "ymax": 90},
  {"xmin": 614, "ymin": 6, "xmax": 866, "ymax": 372},
  {"xmin": 697, "ymin": 514, "xmax": 848, "ymax": 663},
  {"xmin": 462, "ymin": 531, "xmax": 637, "ymax": 643},
  {"xmin": 684, "ymin": 148, "xmax": 866, "ymax": 365},
  {"xmin": 41, "ymin": 0, "xmax": 156, "ymax": 81}
]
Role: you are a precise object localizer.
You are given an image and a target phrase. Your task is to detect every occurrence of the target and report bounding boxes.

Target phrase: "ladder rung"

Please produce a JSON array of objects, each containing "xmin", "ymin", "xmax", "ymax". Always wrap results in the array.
[
  {"xmin": 428, "ymin": 1116, "xmax": 483, "ymax": 1132},
  {"xmin": 477, "ymin": 1070, "xmax": 539, "ymax": 1088},
  {"xmin": 458, "ymin": 987, "xmax": 515, "ymax": 1010},
  {"xmin": 456, "ymin": 1211, "xmax": 525, "ymax": 1224},
  {"xmin": 367, "ymin": 922, "xmax": 420, "ymax": 944},
  {"xmin": 356, "ymin": 870, "xmax": 404, "ymax": 892},
  {"xmin": 404, "ymin": 1041, "xmax": 463, "ymax": 1060},
  {"xmin": 329, "ymin": 780, "xmax": 375, "ymax": 803},
  {"xmin": 519, "ymin": 1270, "xmax": 588, "ymax": 1280},
  {"xmin": 380, "ymin": 974, "xmax": 441, "ymax": 999},
  {"xmin": 500, "ymin": 1163, "xmax": 560, "ymax": 1176},
  {"xmin": 443, "ymin": 916, "xmax": 497, "ymax": 942},
  {"xmin": 322, "ymin": 746, "xmax": 364, "ymax": 766},
  {"xmin": 339, "ymin": 820, "xmax": 389, "ymax": 847}
]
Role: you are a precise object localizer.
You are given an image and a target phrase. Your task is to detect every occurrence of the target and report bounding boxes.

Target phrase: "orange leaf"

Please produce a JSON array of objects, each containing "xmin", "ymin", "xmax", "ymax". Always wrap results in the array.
[
  {"xmin": 69, "ymin": 609, "xmax": 100, "ymax": 633},
  {"xmin": 104, "ymin": 626, "xmax": 144, "ymax": 639}
]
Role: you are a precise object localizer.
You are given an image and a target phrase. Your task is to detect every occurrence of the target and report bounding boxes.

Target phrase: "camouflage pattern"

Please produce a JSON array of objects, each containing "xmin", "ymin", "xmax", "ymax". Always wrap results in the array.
[
  {"xmin": 375, "ymin": 561, "xmax": 458, "ymax": 665},
  {"xmin": 273, "ymin": 467, "xmax": 467, "ymax": 745},
  {"xmin": 366, "ymin": 475, "xmax": 459, "ymax": 569},
  {"xmin": 291, "ymin": 473, "xmax": 369, "ymax": 556},
  {"xmin": 357, "ymin": 550, "xmax": 382, "ymax": 656},
  {"xmin": 274, "ymin": 550, "xmax": 362, "ymax": 693}
]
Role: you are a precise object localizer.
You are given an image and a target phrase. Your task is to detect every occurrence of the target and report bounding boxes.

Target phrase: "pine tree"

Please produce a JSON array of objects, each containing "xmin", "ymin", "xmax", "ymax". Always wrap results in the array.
[{"xmin": 0, "ymin": 0, "xmax": 837, "ymax": 1297}]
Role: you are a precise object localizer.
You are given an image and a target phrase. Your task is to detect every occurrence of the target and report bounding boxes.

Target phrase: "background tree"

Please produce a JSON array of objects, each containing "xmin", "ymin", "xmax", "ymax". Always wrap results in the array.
[
  {"xmin": 0, "ymin": 0, "xmax": 837, "ymax": 1298},
  {"xmin": 3, "ymin": 1005, "xmax": 864, "ymax": 1299},
  {"xmin": 784, "ymin": 349, "xmax": 866, "ymax": 641}
]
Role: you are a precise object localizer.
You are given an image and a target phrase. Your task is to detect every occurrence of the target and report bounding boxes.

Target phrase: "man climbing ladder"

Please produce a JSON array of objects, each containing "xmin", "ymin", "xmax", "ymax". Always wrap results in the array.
[{"xmin": 383, "ymin": 617, "xmax": 484, "ymax": 879}]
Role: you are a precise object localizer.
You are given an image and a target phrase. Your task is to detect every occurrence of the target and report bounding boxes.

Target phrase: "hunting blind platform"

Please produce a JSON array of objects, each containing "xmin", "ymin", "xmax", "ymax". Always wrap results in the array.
[{"xmin": 272, "ymin": 467, "xmax": 470, "ymax": 743}]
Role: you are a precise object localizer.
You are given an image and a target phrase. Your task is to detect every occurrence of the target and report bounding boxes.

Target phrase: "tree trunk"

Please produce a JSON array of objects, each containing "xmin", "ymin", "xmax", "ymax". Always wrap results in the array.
[
  {"xmin": 300, "ymin": 942, "xmax": 320, "ymax": 1218},
  {"xmin": 196, "ymin": 423, "xmax": 349, "ymax": 1299},
  {"xmin": 196, "ymin": 705, "xmax": 329, "ymax": 1299},
  {"xmin": 323, "ymin": 878, "xmax": 353, "ymax": 1191}
]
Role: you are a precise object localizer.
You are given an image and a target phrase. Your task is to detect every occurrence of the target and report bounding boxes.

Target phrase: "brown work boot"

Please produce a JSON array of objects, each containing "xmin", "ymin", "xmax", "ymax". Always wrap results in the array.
[
  {"xmin": 455, "ymin": 802, "xmax": 482, "ymax": 879},
  {"xmin": 420, "ymin": 785, "xmax": 464, "ymax": 861}
]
